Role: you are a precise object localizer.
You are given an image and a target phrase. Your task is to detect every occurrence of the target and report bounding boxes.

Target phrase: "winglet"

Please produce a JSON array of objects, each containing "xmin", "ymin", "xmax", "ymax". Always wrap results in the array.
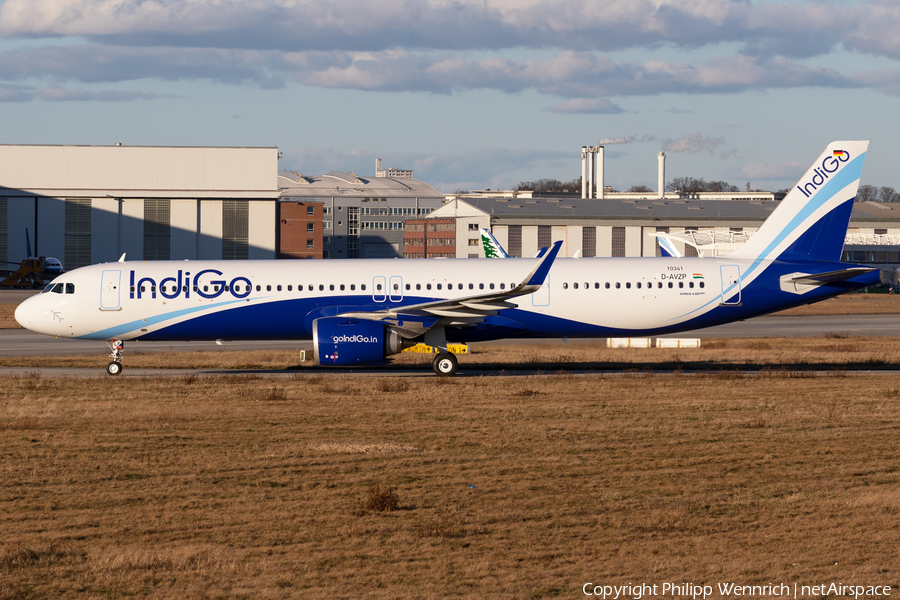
[{"xmin": 524, "ymin": 240, "xmax": 562, "ymax": 287}]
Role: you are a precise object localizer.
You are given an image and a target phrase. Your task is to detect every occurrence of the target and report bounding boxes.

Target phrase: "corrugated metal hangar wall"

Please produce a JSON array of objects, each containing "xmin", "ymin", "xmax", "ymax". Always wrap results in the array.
[{"xmin": 0, "ymin": 145, "xmax": 279, "ymax": 269}]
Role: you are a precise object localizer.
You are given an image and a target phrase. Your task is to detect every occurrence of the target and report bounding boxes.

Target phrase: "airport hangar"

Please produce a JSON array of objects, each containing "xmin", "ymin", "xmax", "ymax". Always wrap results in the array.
[
  {"xmin": 416, "ymin": 196, "xmax": 900, "ymax": 283},
  {"xmin": 0, "ymin": 143, "xmax": 899, "ymax": 285}
]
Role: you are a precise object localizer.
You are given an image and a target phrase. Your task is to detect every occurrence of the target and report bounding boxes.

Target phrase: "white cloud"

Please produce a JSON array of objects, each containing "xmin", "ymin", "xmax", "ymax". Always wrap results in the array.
[
  {"xmin": 543, "ymin": 98, "xmax": 624, "ymax": 114},
  {"xmin": 0, "ymin": 0, "xmax": 897, "ymax": 109},
  {"xmin": 662, "ymin": 132, "xmax": 726, "ymax": 154}
]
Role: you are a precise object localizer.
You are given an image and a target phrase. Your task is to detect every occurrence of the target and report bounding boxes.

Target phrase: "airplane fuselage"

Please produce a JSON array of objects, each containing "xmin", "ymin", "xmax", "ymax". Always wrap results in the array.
[{"xmin": 15, "ymin": 255, "xmax": 878, "ymax": 343}]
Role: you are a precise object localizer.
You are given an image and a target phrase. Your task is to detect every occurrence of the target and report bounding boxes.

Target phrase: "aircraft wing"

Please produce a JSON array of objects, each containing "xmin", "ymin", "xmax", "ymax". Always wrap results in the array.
[{"xmin": 338, "ymin": 241, "xmax": 562, "ymax": 337}]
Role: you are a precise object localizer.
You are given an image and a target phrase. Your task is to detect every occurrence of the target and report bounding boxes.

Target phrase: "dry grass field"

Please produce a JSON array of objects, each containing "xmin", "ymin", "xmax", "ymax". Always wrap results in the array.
[
  {"xmin": 1, "ymin": 369, "xmax": 899, "ymax": 599},
  {"xmin": 2, "ymin": 336, "xmax": 900, "ymax": 374}
]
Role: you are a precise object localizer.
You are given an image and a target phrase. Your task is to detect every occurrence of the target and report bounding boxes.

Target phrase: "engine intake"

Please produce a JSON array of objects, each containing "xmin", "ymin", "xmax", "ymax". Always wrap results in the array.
[{"xmin": 313, "ymin": 316, "xmax": 410, "ymax": 366}]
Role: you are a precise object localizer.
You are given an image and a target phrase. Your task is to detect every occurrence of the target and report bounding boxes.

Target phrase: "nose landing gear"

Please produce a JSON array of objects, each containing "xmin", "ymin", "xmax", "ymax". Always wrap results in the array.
[{"xmin": 106, "ymin": 340, "xmax": 124, "ymax": 376}]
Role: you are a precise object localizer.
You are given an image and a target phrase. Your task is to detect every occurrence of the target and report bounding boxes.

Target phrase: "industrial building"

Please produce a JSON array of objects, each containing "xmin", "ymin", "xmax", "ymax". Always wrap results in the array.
[
  {"xmin": 277, "ymin": 163, "xmax": 445, "ymax": 259},
  {"xmin": 2, "ymin": 144, "xmax": 899, "ymax": 285},
  {"xmin": 421, "ymin": 196, "xmax": 900, "ymax": 281},
  {"xmin": 0, "ymin": 144, "xmax": 279, "ymax": 268}
]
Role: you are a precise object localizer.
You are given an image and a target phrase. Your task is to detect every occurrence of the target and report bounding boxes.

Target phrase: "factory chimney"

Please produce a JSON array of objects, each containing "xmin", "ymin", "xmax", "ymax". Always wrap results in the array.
[
  {"xmin": 581, "ymin": 146, "xmax": 604, "ymax": 199},
  {"xmin": 657, "ymin": 152, "xmax": 666, "ymax": 199},
  {"xmin": 597, "ymin": 146, "xmax": 605, "ymax": 199},
  {"xmin": 581, "ymin": 146, "xmax": 587, "ymax": 200}
]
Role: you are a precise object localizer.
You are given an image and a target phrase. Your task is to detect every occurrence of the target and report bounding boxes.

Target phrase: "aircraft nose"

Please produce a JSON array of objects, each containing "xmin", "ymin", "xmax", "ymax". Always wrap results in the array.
[{"xmin": 15, "ymin": 298, "xmax": 35, "ymax": 329}]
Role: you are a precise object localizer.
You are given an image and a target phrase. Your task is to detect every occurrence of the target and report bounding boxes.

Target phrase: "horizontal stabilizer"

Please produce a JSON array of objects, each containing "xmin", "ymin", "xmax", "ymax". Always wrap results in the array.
[
  {"xmin": 780, "ymin": 267, "xmax": 879, "ymax": 295},
  {"xmin": 788, "ymin": 267, "xmax": 878, "ymax": 285}
]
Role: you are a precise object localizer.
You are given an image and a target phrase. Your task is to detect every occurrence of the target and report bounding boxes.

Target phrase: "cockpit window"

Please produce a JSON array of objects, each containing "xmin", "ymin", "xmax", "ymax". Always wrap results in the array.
[
  {"xmin": 51, "ymin": 283, "xmax": 64, "ymax": 294},
  {"xmin": 65, "ymin": 283, "xmax": 75, "ymax": 294},
  {"xmin": 41, "ymin": 282, "xmax": 55, "ymax": 293}
]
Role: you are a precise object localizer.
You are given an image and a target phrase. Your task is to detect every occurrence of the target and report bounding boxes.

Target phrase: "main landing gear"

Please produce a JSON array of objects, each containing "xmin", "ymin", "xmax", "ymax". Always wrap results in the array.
[
  {"xmin": 432, "ymin": 352, "xmax": 458, "ymax": 377},
  {"xmin": 106, "ymin": 340, "xmax": 124, "ymax": 376}
]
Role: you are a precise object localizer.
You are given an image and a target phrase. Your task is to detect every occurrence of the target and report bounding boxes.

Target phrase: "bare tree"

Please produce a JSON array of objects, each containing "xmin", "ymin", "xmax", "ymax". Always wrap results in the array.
[
  {"xmin": 857, "ymin": 185, "xmax": 878, "ymax": 202},
  {"xmin": 666, "ymin": 177, "xmax": 738, "ymax": 193},
  {"xmin": 515, "ymin": 177, "xmax": 583, "ymax": 193},
  {"xmin": 878, "ymin": 186, "xmax": 899, "ymax": 203},
  {"xmin": 627, "ymin": 185, "xmax": 653, "ymax": 192}
]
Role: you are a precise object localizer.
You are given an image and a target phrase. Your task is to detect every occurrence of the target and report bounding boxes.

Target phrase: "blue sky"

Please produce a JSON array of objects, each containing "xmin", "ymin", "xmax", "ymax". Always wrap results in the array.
[{"xmin": 0, "ymin": 0, "xmax": 899, "ymax": 193}]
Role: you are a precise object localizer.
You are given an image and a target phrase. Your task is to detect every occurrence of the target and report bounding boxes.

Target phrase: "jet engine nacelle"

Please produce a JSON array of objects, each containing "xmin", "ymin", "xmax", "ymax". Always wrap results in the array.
[{"xmin": 312, "ymin": 316, "xmax": 410, "ymax": 366}]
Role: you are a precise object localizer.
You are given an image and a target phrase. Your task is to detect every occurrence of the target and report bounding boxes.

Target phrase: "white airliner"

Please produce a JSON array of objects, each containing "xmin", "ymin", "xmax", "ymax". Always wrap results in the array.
[{"xmin": 15, "ymin": 141, "xmax": 879, "ymax": 377}]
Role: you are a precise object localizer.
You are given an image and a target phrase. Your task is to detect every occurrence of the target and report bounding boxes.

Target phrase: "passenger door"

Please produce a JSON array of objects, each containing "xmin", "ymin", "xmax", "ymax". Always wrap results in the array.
[
  {"xmin": 719, "ymin": 265, "xmax": 742, "ymax": 306},
  {"xmin": 372, "ymin": 276, "xmax": 387, "ymax": 302},
  {"xmin": 100, "ymin": 270, "xmax": 122, "ymax": 310},
  {"xmin": 389, "ymin": 276, "xmax": 403, "ymax": 302}
]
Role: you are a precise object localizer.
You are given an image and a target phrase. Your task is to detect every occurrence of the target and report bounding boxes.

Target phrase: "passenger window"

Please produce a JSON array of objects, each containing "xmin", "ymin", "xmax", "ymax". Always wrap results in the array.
[
  {"xmin": 183, "ymin": 286, "xmax": 188, "ymax": 292},
  {"xmin": 376, "ymin": 284, "xmax": 382, "ymax": 291},
  {"xmin": 266, "ymin": 285, "xmax": 272, "ymax": 292},
  {"xmin": 689, "ymin": 282, "xmax": 694, "ymax": 288},
  {"xmin": 626, "ymin": 282, "xmax": 631, "ymax": 289},
  {"xmin": 500, "ymin": 283, "xmax": 506, "ymax": 290},
  {"xmin": 636, "ymin": 282, "xmax": 641, "ymax": 289},
  {"xmin": 255, "ymin": 285, "xmax": 260, "ymax": 292},
  {"xmin": 308, "ymin": 285, "xmax": 313, "ymax": 291},
  {"xmin": 277, "ymin": 285, "xmax": 282, "ymax": 292},
  {"xmin": 700, "ymin": 282, "xmax": 705, "ymax": 288},
  {"xmin": 584, "ymin": 282, "xmax": 588, "ymax": 290},
  {"xmin": 319, "ymin": 284, "xmax": 324, "ymax": 291},
  {"xmin": 393, "ymin": 283, "xmax": 399, "ymax": 291},
  {"xmin": 469, "ymin": 283, "xmax": 474, "ymax": 290},
  {"xmin": 479, "ymin": 283, "xmax": 484, "ymax": 290},
  {"xmin": 351, "ymin": 284, "xmax": 356, "ymax": 291},
  {"xmin": 330, "ymin": 284, "xmax": 335, "ymax": 291},
  {"xmin": 152, "ymin": 286, "xmax": 157, "ymax": 293},
  {"xmin": 212, "ymin": 285, "xmax": 218, "ymax": 292},
  {"xmin": 194, "ymin": 286, "xmax": 199, "ymax": 292},
  {"xmin": 288, "ymin": 285, "xmax": 292, "ymax": 291},
  {"xmin": 573, "ymin": 283, "xmax": 578, "ymax": 289},
  {"xmin": 489, "ymin": 283, "xmax": 495, "ymax": 290},
  {"xmin": 679, "ymin": 282, "xmax": 684, "ymax": 288},
  {"xmin": 427, "ymin": 284, "xmax": 432, "ymax": 290},
  {"xmin": 605, "ymin": 282, "xmax": 610, "ymax": 289},
  {"xmin": 594, "ymin": 283, "xmax": 599, "ymax": 289},
  {"xmin": 405, "ymin": 284, "xmax": 410, "ymax": 290},
  {"xmin": 361, "ymin": 284, "xmax": 366, "ymax": 291},
  {"xmin": 341, "ymin": 284, "xmax": 345, "ymax": 291},
  {"xmin": 437, "ymin": 284, "xmax": 442, "ymax": 290},
  {"xmin": 416, "ymin": 284, "xmax": 421, "ymax": 290},
  {"xmin": 668, "ymin": 282, "xmax": 673, "ymax": 288},
  {"xmin": 140, "ymin": 286, "xmax": 146, "ymax": 293}
]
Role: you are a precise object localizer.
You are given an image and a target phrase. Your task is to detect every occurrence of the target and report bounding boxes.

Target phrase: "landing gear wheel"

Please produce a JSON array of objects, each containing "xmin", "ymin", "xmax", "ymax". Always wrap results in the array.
[
  {"xmin": 433, "ymin": 352, "xmax": 458, "ymax": 377},
  {"xmin": 106, "ymin": 361, "xmax": 123, "ymax": 376}
]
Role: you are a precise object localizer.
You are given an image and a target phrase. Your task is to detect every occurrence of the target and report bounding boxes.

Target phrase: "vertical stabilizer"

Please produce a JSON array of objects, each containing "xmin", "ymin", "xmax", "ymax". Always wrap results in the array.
[
  {"xmin": 480, "ymin": 228, "xmax": 510, "ymax": 258},
  {"xmin": 728, "ymin": 141, "xmax": 868, "ymax": 262}
]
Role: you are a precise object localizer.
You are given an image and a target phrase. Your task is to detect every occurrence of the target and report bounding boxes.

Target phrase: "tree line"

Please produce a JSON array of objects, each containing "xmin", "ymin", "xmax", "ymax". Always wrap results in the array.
[{"xmin": 514, "ymin": 178, "xmax": 900, "ymax": 200}]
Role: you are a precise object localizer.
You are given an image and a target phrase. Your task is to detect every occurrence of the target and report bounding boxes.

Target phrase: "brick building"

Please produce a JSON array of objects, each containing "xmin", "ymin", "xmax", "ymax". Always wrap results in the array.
[
  {"xmin": 277, "ymin": 201, "xmax": 323, "ymax": 259},
  {"xmin": 403, "ymin": 219, "xmax": 456, "ymax": 258}
]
